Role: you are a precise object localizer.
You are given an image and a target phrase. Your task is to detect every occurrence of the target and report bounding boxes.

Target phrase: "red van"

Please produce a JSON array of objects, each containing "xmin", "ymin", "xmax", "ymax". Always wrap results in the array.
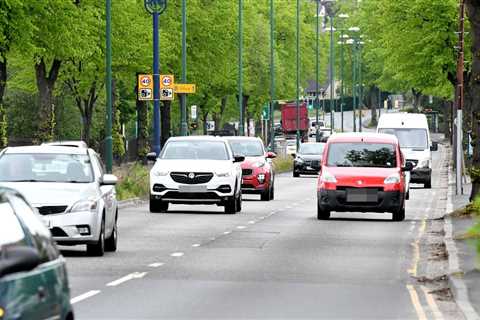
[{"xmin": 317, "ymin": 133, "xmax": 413, "ymax": 221}]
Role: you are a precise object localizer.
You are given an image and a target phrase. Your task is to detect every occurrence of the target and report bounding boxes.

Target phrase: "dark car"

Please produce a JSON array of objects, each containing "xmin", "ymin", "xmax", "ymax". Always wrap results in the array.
[
  {"xmin": 0, "ymin": 188, "xmax": 74, "ymax": 320},
  {"xmin": 293, "ymin": 142, "xmax": 325, "ymax": 177}
]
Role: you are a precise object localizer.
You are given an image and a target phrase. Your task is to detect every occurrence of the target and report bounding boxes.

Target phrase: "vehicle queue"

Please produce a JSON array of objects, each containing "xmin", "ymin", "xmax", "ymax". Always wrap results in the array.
[{"xmin": 0, "ymin": 112, "xmax": 436, "ymax": 319}]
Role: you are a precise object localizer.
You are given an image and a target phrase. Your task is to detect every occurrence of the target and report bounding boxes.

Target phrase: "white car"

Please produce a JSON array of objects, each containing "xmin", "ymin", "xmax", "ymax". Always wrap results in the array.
[
  {"xmin": 148, "ymin": 136, "xmax": 244, "ymax": 214},
  {"xmin": 309, "ymin": 119, "xmax": 326, "ymax": 137},
  {"xmin": 0, "ymin": 145, "xmax": 118, "ymax": 256}
]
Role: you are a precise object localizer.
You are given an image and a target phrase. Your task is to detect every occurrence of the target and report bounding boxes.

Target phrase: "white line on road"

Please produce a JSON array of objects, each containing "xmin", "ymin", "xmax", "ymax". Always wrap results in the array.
[
  {"xmin": 170, "ymin": 252, "xmax": 185, "ymax": 257},
  {"xmin": 236, "ymin": 226, "xmax": 246, "ymax": 229},
  {"xmin": 71, "ymin": 290, "xmax": 101, "ymax": 304},
  {"xmin": 106, "ymin": 272, "xmax": 147, "ymax": 287},
  {"xmin": 192, "ymin": 244, "xmax": 201, "ymax": 247},
  {"xmin": 248, "ymin": 220, "xmax": 256, "ymax": 224},
  {"xmin": 406, "ymin": 285, "xmax": 428, "ymax": 320},
  {"xmin": 223, "ymin": 231, "xmax": 232, "ymax": 234},
  {"xmin": 148, "ymin": 262, "xmax": 164, "ymax": 268},
  {"xmin": 420, "ymin": 285, "xmax": 444, "ymax": 320}
]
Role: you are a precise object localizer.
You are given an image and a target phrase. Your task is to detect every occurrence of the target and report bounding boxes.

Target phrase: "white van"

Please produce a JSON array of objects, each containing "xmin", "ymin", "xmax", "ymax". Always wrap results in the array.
[{"xmin": 377, "ymin": 113, "xmax": 438, "ymax": 190}]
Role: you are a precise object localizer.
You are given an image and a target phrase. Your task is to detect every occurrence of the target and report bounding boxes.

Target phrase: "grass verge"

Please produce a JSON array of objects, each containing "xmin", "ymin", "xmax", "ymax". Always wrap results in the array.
[
  {"xmin": 273, "ymin": 156, "xmax": 293, "ymax": 173},
  {"xmin": 113, "ymin": 163, "xmax": 150, "ymax": 201}
]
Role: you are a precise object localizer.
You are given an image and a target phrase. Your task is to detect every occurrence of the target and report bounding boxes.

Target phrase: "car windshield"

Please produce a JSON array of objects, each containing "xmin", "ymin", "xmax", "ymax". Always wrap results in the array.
[
  {"xmin": 327, "ymin": 143, "xmax": 397, "ymax": 168},
  {"xmin": 228, "ymin": 140, "xmax": 264, "ymax": 157},
  {"xmin": 299, "ymin": 143, "xmax": 325, "ymax": 155},
  {"xmin": 161, "ymin": 140, "xmax": 229, "ymax": 160},
  {"xmin": 378, "ymin": 128, "xmax": 428, "ymax": 149},
  {"xmin": 0, "ymin": 153, "xmax": 94, "ymax": 183}
]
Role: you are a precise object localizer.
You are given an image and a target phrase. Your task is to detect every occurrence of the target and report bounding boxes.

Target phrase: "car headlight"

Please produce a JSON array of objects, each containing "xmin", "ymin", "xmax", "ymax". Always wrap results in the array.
[
  {"xmin": 418, "ymin": 159, "xmax": 430, "ymax": 168},
  {"xmin": 257, "ymin": 173, "xmax": 266, "ymax": 183},
  {"xmin": 295, "ymin": 157, "xmax": 304, "ymax": 163},
  {"xmin": 216, "ymin": 170, "xmax": 231, "ymax": 177},
  {"xmin": 152, "ymin": 170, "xmax": 169, "ymax": 176},
  {"xmin": 252, "ymin": 161, "xmax": 265, "ymax": 168},
  {"xmin": 320, "ymin": 169, "xmax": 337, "ymax": 183},
  {"xmin": 69, "ymin": 200, "xmax": 97, "ymax": 213},
  {"xmin": 384, "ymin": 173, "xmax": 400, "ymax": 184}
]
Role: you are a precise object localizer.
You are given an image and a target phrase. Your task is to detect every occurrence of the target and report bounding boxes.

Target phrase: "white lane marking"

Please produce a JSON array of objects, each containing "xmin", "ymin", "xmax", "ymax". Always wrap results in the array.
[
  {"xmin": 192, "ymin": 243, "xmax": 201, "ymax": 247},
  {"xmin": 406, "ymin": 285, "xmax": 428, "ymax": 320},
  {"xmin": 223, "ymin": 231, "xmax": 232, "ymax": 235},
  {"xmin": 286, "ymin": 206, "xmax": 292, "ymax": 209},
  {"xmin": 148, "ymin": 262, "xmax": 164, "ymax": 268},
  {"xmin": 248, "ymin": 220, "xmax": 256, "ymax": 224},
  {"xmin": 71, "ymin": 290, "xmax": 101, "ymax": 304},
  {"xmin": 210, "ymin": 237, "xmax": 216, "ymax": 240},
  {"xmin": 259, "ymin": 216, "xmax": 266, "ymax": 220},
  {"xmin": 420, "ymin": 285, "xmax": 444, "ymax": 320},
  {"xmin": 236, "ymin": 226, "xmax": 246, "ymax": 229},
  {"xmin": 170, "ymin": 252, "xmax": 185, "ymax": 257},
  {"xmin": 106, "ymin": 272, "xmax": 147, "ymax": 287}
]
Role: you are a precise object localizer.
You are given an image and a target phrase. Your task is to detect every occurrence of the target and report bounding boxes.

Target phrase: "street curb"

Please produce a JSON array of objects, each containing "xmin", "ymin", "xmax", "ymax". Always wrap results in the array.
[
  {"xmin": 118, "ymin": 197, "xmax": 144, "ymax": 209},
  {"xmin": 444, "ymin": 163, "xmax": 480, "ymax": 320}
]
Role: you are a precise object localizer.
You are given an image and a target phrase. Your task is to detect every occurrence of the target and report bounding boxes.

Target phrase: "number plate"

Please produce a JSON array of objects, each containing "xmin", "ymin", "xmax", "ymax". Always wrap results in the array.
[
  {"xmin": 346, "ymin": 188, "xmax": 378, "ymax": 202},
  {"xmin": 178, "ymin": 185, "xmax": 207, "ymax": 193}
]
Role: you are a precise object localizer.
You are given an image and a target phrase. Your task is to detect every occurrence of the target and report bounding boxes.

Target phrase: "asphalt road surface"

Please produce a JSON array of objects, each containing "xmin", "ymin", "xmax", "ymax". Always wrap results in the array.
[{"xmin": 64, "ymin": 143, "xmax": 450, "ymax": 319}]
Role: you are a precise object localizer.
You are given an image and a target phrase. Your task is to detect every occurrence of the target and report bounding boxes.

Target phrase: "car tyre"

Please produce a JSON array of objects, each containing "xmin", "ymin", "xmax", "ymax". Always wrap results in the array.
[
  {"xmin": 392, "ymin": 207, "xmax": 405, "ymax": 221},
  {"xmin": 293, "ymin": 171, "xmax": 300, "ymax": 178},
  {"xmin": 87, "ymin": 217, "xmax": 105, "ymax": 256},
  {"xmin": 405, "ymin": 191, "xmax": 410, "ymax": 200},
  {"xmin": 150, "ymin": 198, "xmax": 168, "ymax": 213},
  {"xmin": 261, "ymin": 187, "xmax": 270, "ymax": 201},
  {"xmin": 105, "ymin": 212, "xmax": 118, "ymax": 252},
  {"xmin": 317, "ymin": 205, "xmax": 330, "ymax": 220},
  {"xmin": 269, "ymin": 184, "xmax": 275, "ymax": 200},
  {"xmin": 225, "ymin": 196, "xmax": 237, "ymax": 214},
  {"xmin": 424, "ymin": 178, "xmax": 432, "ymax": 189}
]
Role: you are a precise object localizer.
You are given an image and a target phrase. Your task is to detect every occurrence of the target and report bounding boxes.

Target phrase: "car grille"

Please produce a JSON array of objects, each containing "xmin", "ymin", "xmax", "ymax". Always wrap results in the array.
[
  {"xmin": 50, "ymin": 227, "xmax": 68, "ymax": 237},
  {"xmin": 37, "ymin": 206, "xmax": 68, "ymax": 215},
  {"xmin": 170, "ymin": 172, "xmax": 213, "ymax": 184},
  {"xmin": 242, "ymin": 169, "xmax": 253, "ymax": 176},
  {"xmin": 406, "ymin": 159, "xmax": 418, "ymax": 166},
  {"xmin": 304, "ymin": 160, "xmax": 320, "ymax": 167}
]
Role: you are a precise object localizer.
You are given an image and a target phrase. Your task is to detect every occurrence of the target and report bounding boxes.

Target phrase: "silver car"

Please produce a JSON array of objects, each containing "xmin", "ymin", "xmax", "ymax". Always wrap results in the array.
[{"xmin": 0, "ymin": 145, "xmax": 118, "ymax": 256}]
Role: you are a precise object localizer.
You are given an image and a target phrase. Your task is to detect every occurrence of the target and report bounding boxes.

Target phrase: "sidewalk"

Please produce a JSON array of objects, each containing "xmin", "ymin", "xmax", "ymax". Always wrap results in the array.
[{"xmin": 447, "ymin": 175, "xmax": 480, "ymax": 319}]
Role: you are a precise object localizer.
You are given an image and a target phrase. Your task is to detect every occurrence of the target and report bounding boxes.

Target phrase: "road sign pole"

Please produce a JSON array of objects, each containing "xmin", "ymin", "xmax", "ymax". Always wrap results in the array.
[
  {"xmin": 270, "ymin": 0, "xmax": 275, "ymax": 152},
  {"xmin": 105, "ymin": 0, "xmax": 112, "ymax": 173},
  {"xmin": 180, "ymin": 0, "xmax": 188, "ymax": 136},
  {"xmin": 238, "ymin": 0, "xmax": 244, "ymax": 136},
  {"xmin": 352, "ymin": 40, "xmax": 357, "ymax": 132},
  {"xmin": 296, "ymin": 0, "xmax": 300, "ymax": 150},
  {"xmin": 329, "ymin": 15, "xmax": 335, "ymax": 134},
  {"xmin": 153, "ymin": 12, "xmax": 161, "ymax": 155},
  {"xmin": 340, "ymin": 30, "xmax": 345, "ymax": 133},
  {"xmin": 315, "ymin": 0, "xmax": 320, "ymax": 142},
  {"xmin": 358, "ymin": 43, "xmax": 363, "ymax": 132}
]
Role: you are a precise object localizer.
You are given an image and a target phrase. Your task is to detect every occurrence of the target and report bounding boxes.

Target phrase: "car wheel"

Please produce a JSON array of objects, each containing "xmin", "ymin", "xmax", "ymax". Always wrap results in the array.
[
  {"xmin": 269, "ymin": 184, "xmax": 275, "ymax": 200},
  {"xmin": 392, "ymin": 207, "xmax": 406, "ymax": 221},
  {"xmin": 224, "ymin": 196, "xmax": 236, "ymax": 214},
  {"xmin": 317, "ymin": 205, "xmax": 330, "ymax": 220},
  {"xmin": 150, "ymin": 198, "xmax": 169, "ymax": 213},
  {"xmin": 235, "ymin": 190, "xmax": 242, "ymax": 212},
  {"xmin": 293, "ymin": 171, "xmax": 300, "ymax": 178},
  {"xmin": 87, "ymin": 217, "xmax": 105, "ymax": 256},
  {"xmin": 261, "ymin": 187, "xmax": 270, "ymax": 201},
  {"xmin": 405, "ymin": 191, "xmax": 410, "ymax": 200},
  {"xmin": 105, "ymin": 212, "xmax": 118, "ymax": 252},
  {"xmin": 424, "ymin": 178, "xmax": 432, "ymax": 189}
]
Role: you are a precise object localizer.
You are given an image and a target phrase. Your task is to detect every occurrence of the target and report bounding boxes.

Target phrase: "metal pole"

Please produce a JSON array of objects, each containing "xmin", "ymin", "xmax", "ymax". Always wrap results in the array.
[
  {"xmin": 105, "ymin": 0, "xmax": 113, "ymax": 173},
  {"xmin": 340, "ymin": 30, "xmax": 345, "ymax": 132},
  {"xmin": 296, "ymin": 0, "xmax": 300, "ymax": 150},
  {"xmin": 358, "ymin": 43, "xmax": 362, "ymax": 132},
  {"xmin": 315, "ymin": 0, "xmax": 320, "ymax": 142},
  {"xmin": 329, "ymin": 15, "xmax": 335, "ymax": 134},
  {"xmin": 270, "ymin": 0, "xmax": 275, "ymax": 152},
  {"xmin": 238, "ymin": 0, "xmax": 244, "ymax": 136},
  {"xmin": 152, "ymin": 12, "xmax": 161, "ymax": 155},
  {"xmin": 352, "ymin": 40, "xmax": 357, "ymax": 132},
  {"xmin": 456, "ymin": 0, "xmax": 465, "ymax": 195},
  {"xmin": 180, "ymin": 0, "xmax": 187, "ymax": 136}
]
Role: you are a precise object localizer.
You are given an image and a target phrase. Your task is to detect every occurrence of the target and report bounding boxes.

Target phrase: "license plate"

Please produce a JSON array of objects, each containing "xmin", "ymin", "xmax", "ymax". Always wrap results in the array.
[
  {"xmin": 178, "ymin": 185, "xmax": 207, "ymax": 193},
  {"xmin": 346, "ymin": 188, "xmax": 378, "ymax": 202}
]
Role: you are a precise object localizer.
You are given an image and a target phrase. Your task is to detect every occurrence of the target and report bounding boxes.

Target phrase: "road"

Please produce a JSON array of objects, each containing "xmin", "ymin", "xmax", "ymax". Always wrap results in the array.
[{"xmin": 63, "ymin": 142, "xmax": 453, "ymax": 319}]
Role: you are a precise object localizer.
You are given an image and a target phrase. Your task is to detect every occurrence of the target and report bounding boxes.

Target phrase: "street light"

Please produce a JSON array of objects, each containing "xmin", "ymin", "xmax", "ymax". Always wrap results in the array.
[
  {"xmin": 105, "ymin": 0, "xmax": 112, "ymax": 172},
  {"xmin": 180, "ymin": 0, "xmax": 187, "ymax": 136},
  {"xmin": 323, "ymin": 0, "xmax": 337, "ymax": 134},
  {"xmin": 269, "ymin": 0, "xmax": 275, "ymax": 151},
  {"xmin": 238, "ymin": 0, "xmax": 244, "ymax": 136},
  {"xmin": 296, "ymin": 0, "xmax": 300, "ymax": 150},
  {"xmin": 338, "ymin": 14, "xmax": 349, "ymax": 132},
  {"xmin": 315, "ymin": 0, "xmax": 321, "ymax": 142},
  {"xmin": 144, "ymin": 0, "xmax": 167, "ymax": 156},
  {"xmin": 348, "ymin": 26, "xmax": 360, "ymax": 132}
]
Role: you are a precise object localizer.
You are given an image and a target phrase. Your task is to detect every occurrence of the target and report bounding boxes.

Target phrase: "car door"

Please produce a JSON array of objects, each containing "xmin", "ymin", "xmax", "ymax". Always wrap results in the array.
[
  {"xmin": 8, "ymin": 194, "xmax": 70, "ymax": 320},
  {"xmin": 92, "ymin": 153, "xmax": 115, "ymax": 235}
]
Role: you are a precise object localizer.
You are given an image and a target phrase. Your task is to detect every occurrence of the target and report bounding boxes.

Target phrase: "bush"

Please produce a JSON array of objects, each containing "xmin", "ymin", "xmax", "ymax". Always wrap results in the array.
[
  {"xmin": 114, "ymin": 163, "xmax": 150, "ymax": 200},
  {"xmin": 273, "ymin": 156, "xmax": 293, "ymax": 173}
]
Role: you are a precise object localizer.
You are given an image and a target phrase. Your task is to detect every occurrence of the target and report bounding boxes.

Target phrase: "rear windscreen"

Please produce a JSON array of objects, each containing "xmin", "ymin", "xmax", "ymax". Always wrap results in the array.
[{"xmin": 327, "ymin": 143, "xmax": 396, "ymax": 168}]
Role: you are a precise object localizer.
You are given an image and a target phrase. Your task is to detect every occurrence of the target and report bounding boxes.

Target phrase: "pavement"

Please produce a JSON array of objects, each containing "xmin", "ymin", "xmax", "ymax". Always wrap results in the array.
[
  {"xmin": 445, "ymin": 161, "xmax": 480, "ymax": 320},
  {"xmin": 61, "ymin": 142, "xmax": 466, "ymax": 319}
]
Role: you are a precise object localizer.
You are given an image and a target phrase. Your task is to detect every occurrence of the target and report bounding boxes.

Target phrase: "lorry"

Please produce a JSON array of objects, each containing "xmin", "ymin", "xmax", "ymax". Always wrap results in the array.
[{"xmin": 280, "ymin": 102, "xmax": 309, "ymax": 142}]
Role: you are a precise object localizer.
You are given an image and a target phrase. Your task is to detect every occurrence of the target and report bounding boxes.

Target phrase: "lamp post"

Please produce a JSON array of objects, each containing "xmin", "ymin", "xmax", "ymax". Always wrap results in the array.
[
  {"xmin": 296, "ymin": 0, "xmax": 300, "ymax": 150},
  {"xmin": 338, "ymin": 13, "xmax": 349, "ymax": 132},
  {"xmin": 238, "ymin": 0, "xmax": 244, "ymax": 136},
  {"xmin": 325, "ymin": 2, "xmax": 336, "ymax": 134},
  {"xmin": 180, "ymin": 0, "xmax": 187, "ymax": 136},
  {"xmin": 357, "ymin": 40, "xmax": 364, "ymax": 132},
  {"xmin": 105, "ymin": 0, "xmax": 112, "ymax": 172},
  {"xmin": 348, "ymin": 26, "xmax": 360, "ymax": 132},
  {"xmin": 144, "ymin": 0, "xmax": 167, "ymax": 156},
  {"xmin": 269, "ymin": 0, "xmax": 275, "ymax": 151},
  {"xmin": 315, "ymin": 0, "xmax": 320, "ymax": 142}
]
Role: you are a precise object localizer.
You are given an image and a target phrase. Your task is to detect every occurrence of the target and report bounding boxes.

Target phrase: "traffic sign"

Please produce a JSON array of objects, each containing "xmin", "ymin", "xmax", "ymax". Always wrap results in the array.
[
  {"xmin": 160, "ymin": 75, "xmax": 174, "ymax": 89},
  {"xmin": 138, "ymin": 74, "xmax": 153, "ymax": 101},
  {"xmin": 174, "ymin": 84, "xmax": 196, "ymax": 94},
  {"xmin": 191, "ymin": 105, "xmax": 197, "ymax": 120},
  {"xmin": 160, "ymin": 88, "xmax": 174, "ymax": 101}
]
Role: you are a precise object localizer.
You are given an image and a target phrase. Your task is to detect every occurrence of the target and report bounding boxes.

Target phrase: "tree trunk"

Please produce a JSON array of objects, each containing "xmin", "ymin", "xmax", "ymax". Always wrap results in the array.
[
  {"xmin": 202, "ymin": 110, "xmax": 209, "ymax": 135},
  {"xmin": 411, "ymin": 88, "xmax": 423, "ymax": 112},
  {"xmin": 34, "ymin": 58, "xmax": 61, "ymax": 142},
  {"xmin": 161, "ymin": 100, "xmax": 171, "ymax": 147},
  {"xmin": 213, "ymin": 96, "xmax": 228, "ymax": 131},
  {"xmin": 243, "ymin": 94, "xmax": 250, "ymax": 136},
  {"xmin": 136, "ymin": 98, "xmax": 149, "ymax": 162},
  {"xmin": 0, "ymin": 55, "xmax": 6, "ymax": 105},
  {"xmin": 466, "ymin": 0, "xmax": 480, "ymax": 201},
  {"xmin": 0, "ymin": 55, "xmax": 7, "ymax": 147},
  {"xmin": 366, "ymin": 85, "xmax": 378, "ymax": 127}
]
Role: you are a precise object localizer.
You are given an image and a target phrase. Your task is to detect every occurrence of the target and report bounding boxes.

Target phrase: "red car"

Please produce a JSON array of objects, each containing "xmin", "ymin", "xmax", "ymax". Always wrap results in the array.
[
  {"xmin": 226, "ymin": 137, "xmax": 276, "ymax": 201},
  {"xmin": 317, "ymin": 133, "xmax": 413, "ymax": 221}
]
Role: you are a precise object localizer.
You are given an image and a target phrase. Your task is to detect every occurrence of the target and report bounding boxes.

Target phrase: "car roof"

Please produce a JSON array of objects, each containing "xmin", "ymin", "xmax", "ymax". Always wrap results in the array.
[
  {"xmin": 42, "ymin": 140, "xmax": 88, "ymax": 148},
  {"xmin": 327, "ymin": 132, "xmax": 399, "ymax": 144},
  {"xmin": 377, "ymin": 112, "xmax": 428, "ymax": 128},
  {"xmin": 167, "ymin": 135, "xmax": 226, "ymax": 142},
  {"xmin": 301, "ymin": 142, "xmax": 325, "ymax": 145},
  {"xmin": 3, "ymin": 145, "xmax": 89, "ymax": 155},
  {"xmin": 223, "ymin": 136, "xmax": 262, "ymax": 141}
]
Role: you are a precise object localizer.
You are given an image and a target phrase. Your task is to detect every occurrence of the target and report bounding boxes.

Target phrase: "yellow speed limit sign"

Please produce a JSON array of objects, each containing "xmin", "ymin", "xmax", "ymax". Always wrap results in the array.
[{"xmin": 137, "ymin": 74, "xmax": 153, "ymax": 101}]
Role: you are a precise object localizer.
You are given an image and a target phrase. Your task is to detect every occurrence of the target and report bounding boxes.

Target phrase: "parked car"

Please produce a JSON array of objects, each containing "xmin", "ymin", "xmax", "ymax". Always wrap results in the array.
[
  {"xmin": 148, "ymin": 136, "xmax": 244, "ymax": 214},
  {"xmin": 316, "ymin": 133, "xmax": 412, "ymax": 221},
  {"xmin": 293, "ymin": 142, "xmax": 325, "ymax": 177},
  {"xmin": 309, "ymin": 119, "xmax": 326, "ymax": 137},
  {"xmin": 225, "ymin": 136, "xmax": 276, "ymax": 201},
  {"xmin": 377, "ymin": 113, "xmax": 438, "ymax": 189},
  {"xmin": 0, "ymin": 187, "xmax": 74, "ymax": 320},
  {"xmin": 0, "ymin": 145, "xmax": 119, "ymax": 256}
]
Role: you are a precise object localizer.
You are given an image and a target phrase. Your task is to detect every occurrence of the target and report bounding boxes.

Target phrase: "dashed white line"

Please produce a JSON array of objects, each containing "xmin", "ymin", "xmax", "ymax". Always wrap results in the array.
[
  {"xmin": 223, "ymin": 231, "xmax": 232, "ymax": 235},
  {"xmin": 71, "ymin": 290, "xmax": 101, "ymax": 304},
  {"xmin": 192, "ymin": 243, "xmax": 201, "ymax": 247},
  {"xmin": 106, "ymin": 272, "xmax": 147, "ymax": 287},
  {"xmin": 148, "ymin": 262, "xmax": 164, "ymax": 268},
  {"xmin": 170, "ymin": 252, "xmax": 185, "ymax": 257},
  {"xmin": 248, "ymin": 220, "xmax": 256, "ymax": 224},
  {"xmin": 236, "ymin": 226, "xmax": 246, "ymax": 229}
]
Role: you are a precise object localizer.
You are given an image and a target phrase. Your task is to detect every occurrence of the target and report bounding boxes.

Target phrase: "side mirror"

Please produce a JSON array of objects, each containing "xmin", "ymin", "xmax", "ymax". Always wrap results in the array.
[
  {"xmin": 101, "ymin": 174, "xmax": 118, "ymax": 186},
  {"xmin": 0, "ymin": 246, "xmax": 41, "ymax": 278},
  {"xmin": 266, "ymin": 151, "xmax": 277, "ymax": 159},
  {"xmin": 233, "ymin": 155, "xmax": 245, "ymax": 163},
  {"xmin": 402, "ymin": 161, "xmax": 414, "ymax": 172},
  {"xmin": 430, "ymin": 142, "xmax": 438, "ymax": 151},
  {"xmin": 147, "ymin": 152, "xmax": 157, "ymax": 162}
]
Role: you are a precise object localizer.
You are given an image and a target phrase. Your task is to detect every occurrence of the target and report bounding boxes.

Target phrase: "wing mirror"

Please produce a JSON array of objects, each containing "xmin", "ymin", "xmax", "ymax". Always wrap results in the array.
[
  {"xmin": 402, "ymin": 161, "xmax": 414, "ymax": 172},
  {"xmin": 0, "ymin": 246, "xmax": 41, "ymax": 278},
  {"xmin": 147, "ymin": 152, "xmax": 158, "ymax": 162},
  {"xmin": 430, "ymin": 142, "xmax": 438, "ymax": 151},
  {"xmin": 266, "ymin": 151, "xmax": 277, "ymax": 159},
  {"xmin": 101, "ymin": 174, "xmax": 118, "ymax": 186},
  {"xmin": 234, "ymin": 155, "xmax": 245, "ymax": 163}
]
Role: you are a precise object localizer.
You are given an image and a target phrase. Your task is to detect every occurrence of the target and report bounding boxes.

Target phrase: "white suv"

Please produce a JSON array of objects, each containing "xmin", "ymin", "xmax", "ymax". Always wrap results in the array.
[
  {"xmin": 0, "ymin": 146, "xmax": 118, "ymax": 256},
  {"xmin": 148, "ymin": 136, "xmax": 244, "ymax": 214}
]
